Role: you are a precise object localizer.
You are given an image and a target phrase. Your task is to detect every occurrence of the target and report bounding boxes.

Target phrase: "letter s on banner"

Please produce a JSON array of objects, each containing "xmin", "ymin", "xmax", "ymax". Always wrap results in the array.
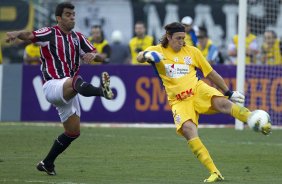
[{"xmin": 101, "ymin": 76, "xmax": 126, "ymax": 112}]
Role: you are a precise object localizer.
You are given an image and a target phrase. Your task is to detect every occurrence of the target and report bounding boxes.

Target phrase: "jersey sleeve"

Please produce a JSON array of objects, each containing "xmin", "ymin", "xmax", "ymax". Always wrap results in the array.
[
  {"xmin": 193, "ymin": 47, "xmax": 213, "ymax": 77},
  {"xmin": 32, "ymin": 27, "xmax": 52, "ymax": 43},
  {"xmin": 77, "ymin": 33, "xmax": 96, "ymax": 54}
]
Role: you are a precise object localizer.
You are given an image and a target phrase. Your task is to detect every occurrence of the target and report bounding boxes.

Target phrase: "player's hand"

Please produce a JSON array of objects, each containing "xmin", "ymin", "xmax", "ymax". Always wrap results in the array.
[
  {"xmin": 6, "ymin": 31, "xmax": 20, "ymax": 43},
  {"xmin": 82, "ymin": 53, "xmax": 97, "ymax": 63},
  {"xmin": 226, "ymin": 91, "xmax": 245, "ymax": 104},
  {"xmin": 143, "ymin": 51, "xmax": 163, "ymax": 63}
]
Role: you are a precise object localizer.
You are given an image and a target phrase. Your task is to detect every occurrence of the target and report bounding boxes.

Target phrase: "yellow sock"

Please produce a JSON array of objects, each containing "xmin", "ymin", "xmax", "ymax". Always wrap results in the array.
[
  {"xmin": 188, "ymin": 137, "xmax": 219, "ymax": 173},
  {"xmin": 231, "ymin": 104, "xmax": 251, "ymax": 123}
]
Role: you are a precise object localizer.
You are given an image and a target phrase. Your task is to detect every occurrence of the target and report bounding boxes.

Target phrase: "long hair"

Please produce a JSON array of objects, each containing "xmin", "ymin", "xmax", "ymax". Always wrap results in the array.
[{"xmin": 159, "ymin": 22, "xmax": 185, "ymax": 48}]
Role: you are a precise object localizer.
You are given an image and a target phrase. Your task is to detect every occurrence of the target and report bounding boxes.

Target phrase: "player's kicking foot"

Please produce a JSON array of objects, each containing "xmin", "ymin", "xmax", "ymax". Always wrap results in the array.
[
  {"xmin": 101, "ymin": 72, "xmax": 114, "ymax": 100},
  {"xmin": 261, "ymin": 122, "xmax": 272, "ymax": 135},
  {"xmin": 36, "ymin": 161, "xmax": 56, "ymax": 176},
  {"xmin": 204, "ymin": 172, "xmax": 224, "ymax": 183}
]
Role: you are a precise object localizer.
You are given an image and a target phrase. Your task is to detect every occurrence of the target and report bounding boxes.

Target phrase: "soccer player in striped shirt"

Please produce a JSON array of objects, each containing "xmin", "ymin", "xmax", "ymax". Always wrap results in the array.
[
  {"xmin": 137, "ymin": 22, "xmax": 271, "ymax": 182},
  {"xmin": 6, "ymin": 2, "xmax": 113, "ymax": 175}
]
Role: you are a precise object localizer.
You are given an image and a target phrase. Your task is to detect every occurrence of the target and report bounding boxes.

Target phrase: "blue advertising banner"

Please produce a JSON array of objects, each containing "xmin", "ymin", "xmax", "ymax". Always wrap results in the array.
[{"xmin": 21, "ymin": 65, "xmax": 282, "ymax": 125}]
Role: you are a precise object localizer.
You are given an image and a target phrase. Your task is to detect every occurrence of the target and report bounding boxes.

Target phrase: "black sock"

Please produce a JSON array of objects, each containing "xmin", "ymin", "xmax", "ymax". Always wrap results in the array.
[
  {"xmin": 73, "ymin": 76, "xmax": 103, "ymax": 97},
  {"xmin": 43, "ymin": 133, "xmax": 79, "ymax": 166}
]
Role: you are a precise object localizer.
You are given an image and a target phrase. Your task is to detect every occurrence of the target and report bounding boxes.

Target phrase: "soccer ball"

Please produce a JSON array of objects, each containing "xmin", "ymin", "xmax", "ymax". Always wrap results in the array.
[{"xmin": 247, "ymin": 110, "xmax": 271, "ymax": 132}]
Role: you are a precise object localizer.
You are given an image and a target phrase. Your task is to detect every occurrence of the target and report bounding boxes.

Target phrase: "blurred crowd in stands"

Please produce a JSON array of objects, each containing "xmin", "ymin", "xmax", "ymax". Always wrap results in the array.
[{"xmin": 1, "ymin": 16, "xmax": 281, "ymax": 65}]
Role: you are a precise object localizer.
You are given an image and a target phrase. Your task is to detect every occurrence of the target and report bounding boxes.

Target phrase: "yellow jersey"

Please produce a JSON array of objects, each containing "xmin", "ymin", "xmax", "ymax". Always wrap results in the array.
[
  {"xmin": 145, "ymin": 44, "xmax": 213, "ymax": 104},
  {"xmin": 24, "ymin": 44, "xmax": 41, "ymax": 65},
  {"xmin": 233, "ymin": 33, "xmax": 257, "ymax": 64},
  {"xmin": 90, "ymin": 39, "xmax": 109, "ymax": 54},
  {"xmin": 197, "ymin": 39, "xmax": 213, "ymax": 58},
  {"xmin": 129, "ymin": 35, "xmax": 154, "ymax": 65},
  {"xmin": 88, "ymin": 37, "xmax": 110, "ymax": 64},
  {"xmin": 261, "ymin": 39, "xmax": 282, "ymax": 65},
  {"xmin": 184, "ymin": 33, "xmax": 193, "ymax": 46}
]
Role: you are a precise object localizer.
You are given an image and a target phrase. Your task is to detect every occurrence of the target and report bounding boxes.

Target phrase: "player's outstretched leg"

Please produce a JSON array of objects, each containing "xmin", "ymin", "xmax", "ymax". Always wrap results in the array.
[
  {"xmin": 230, "ymin": 103, "xmax": 251, "ymax": 123},
  {"xmin": 230, "ymin": 104, "xmax": 272, "ymax": 135},
  {"xmin": 72, "ymin": 73, "xmax": 113, "ymax": 99}
]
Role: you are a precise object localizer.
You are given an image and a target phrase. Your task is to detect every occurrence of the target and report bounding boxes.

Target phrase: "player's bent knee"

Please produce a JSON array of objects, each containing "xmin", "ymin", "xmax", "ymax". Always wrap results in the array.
[
  {"xmin": 65, "ymin": 131, "xmax": 80, "ymax": 139},
  {"xmin": 181, "ymin": 121, "xmax": 198, "ymax": 140}
]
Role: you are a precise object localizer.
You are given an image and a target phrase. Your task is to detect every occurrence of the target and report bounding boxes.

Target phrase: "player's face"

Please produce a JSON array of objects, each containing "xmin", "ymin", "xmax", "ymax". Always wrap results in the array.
[
  {"xmin": 197, "ymin": 32, "xmax": 207, "ymax": 47},
  {"xmin": 264, "ymin": 32, "xmax": 275, "ymax": 46},
  {"xmin": 91, "ymin": 28, "xmax": 102, "ymax": 41},
  {"xmin": 168, "ymin": 32, "xmax": 186, "ymax": 52},
  {"xmin": 135, "ymin": 24, "xmax": 145, "ymax": 37},
  {"xmin": 183, "ymin": 24, "xmax": 192, "ymax": 32},
  {"xmin": 58, "ymin": 8, "xmax": 75, "ymax": 32}
]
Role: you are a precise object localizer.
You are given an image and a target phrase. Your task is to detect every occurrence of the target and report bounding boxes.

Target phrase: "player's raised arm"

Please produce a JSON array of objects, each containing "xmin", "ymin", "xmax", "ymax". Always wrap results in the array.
[
  {"xmin": 137, "ymin": 50, "xmax": 163, "ymax": 63},
  {"xmin": 206, "ymin": 70, "xmax": 229, "ymax": 93},
  {"xmin": 6, "ymin": 30, "xmax": 34, "ymax": 43},
  {"xmin": 206, "ymin": 70, "xmax": 245, "ymax": 104}
]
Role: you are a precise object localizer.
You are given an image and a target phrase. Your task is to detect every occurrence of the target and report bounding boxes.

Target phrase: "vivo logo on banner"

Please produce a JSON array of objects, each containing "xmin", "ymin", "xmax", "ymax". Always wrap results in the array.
[{"xmin": 32, "ymin": 75, "xmax": 126, "ymax": 112}]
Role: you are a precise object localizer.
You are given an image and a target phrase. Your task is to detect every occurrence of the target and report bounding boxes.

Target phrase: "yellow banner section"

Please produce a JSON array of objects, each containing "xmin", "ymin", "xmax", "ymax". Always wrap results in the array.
[{"xmin": 0, "ymin": 1, "xmax": 34, "ymax": 46}]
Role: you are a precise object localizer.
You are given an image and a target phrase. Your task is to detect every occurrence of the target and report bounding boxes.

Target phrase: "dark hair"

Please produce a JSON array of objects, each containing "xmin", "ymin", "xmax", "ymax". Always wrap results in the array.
[
  {"xmin": 160, "ymin": 22, "xmax": 185, "ymax": 48},
  {"xmin": 198, "ymin": 26, "xmax": 208, "ymax": 38},
  {"xmin": 135, "ymin": 21, "xmax": 145, "ymax": 26},
  {"xmin": 55, "ymin": 2, "xmax": 75, "ymax": 17}
]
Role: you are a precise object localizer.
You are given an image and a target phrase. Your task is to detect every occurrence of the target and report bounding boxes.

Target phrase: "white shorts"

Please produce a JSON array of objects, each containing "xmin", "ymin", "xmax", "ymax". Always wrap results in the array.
[{"xmin": 42, "ymin": 77, "xmax": 81, "ymax": 122}]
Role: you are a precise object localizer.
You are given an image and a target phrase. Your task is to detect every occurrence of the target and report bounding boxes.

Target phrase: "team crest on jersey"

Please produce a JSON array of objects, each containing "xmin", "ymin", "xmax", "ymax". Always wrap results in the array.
[
  {"xmin": 73, "ymin": 38, "xmax": 79, "ymax": 46},
  {"xmin": 184, "ymin": 56, "xmax": 192, "ymax": 65},
  {"xmin": 165, "ymin": 64, "xmax": 189, "ymax": 78}
]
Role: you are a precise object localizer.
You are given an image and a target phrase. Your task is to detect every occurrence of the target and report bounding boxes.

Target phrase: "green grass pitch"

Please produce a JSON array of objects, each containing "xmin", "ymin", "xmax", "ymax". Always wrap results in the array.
[{"xmin": 0, "ymin": 123, "xmax": 281, "ymax": 184}]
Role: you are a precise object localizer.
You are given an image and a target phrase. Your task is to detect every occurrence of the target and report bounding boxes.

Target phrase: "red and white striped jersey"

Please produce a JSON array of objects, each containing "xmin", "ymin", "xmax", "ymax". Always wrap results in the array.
[{"xmin": 32, "ymin": 25, "xmax": 96, "ymax": 81}]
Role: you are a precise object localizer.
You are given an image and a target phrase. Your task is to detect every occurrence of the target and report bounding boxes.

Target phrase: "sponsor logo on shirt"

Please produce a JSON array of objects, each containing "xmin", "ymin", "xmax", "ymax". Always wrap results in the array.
[
  {"xmin": 176, "ymin": 88, "xmax": 194, "ymax": 100},
  {"xmin": 165, "ymin": 64, "xmax": 189, "ymax": 78}
]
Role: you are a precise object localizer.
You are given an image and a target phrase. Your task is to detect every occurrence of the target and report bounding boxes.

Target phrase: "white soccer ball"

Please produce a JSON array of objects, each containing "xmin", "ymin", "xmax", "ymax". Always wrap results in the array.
[{"xmin": 247, "ymin": 110, "xmax": 271, "ymax": 132}]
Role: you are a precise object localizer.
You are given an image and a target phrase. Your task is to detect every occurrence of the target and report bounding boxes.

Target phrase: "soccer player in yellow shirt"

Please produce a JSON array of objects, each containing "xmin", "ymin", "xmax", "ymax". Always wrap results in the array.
[
  {"xmin": 261, "ymin": 30, "xmax": 282, "ymax": 65},
  {"xmin": 137, "ymin": 22, "xmax": 271, "ymax": 182},
  {"xmin": 129, "ymin": 21, "xmax": 154, "ymax": 65},
  {"xmin": 88, "ymin": 25, "xmax": 111, "ymax": 64},
  {"xmin": 228, "ymin": 24, "xmax": 259, "ymax": 64}
]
